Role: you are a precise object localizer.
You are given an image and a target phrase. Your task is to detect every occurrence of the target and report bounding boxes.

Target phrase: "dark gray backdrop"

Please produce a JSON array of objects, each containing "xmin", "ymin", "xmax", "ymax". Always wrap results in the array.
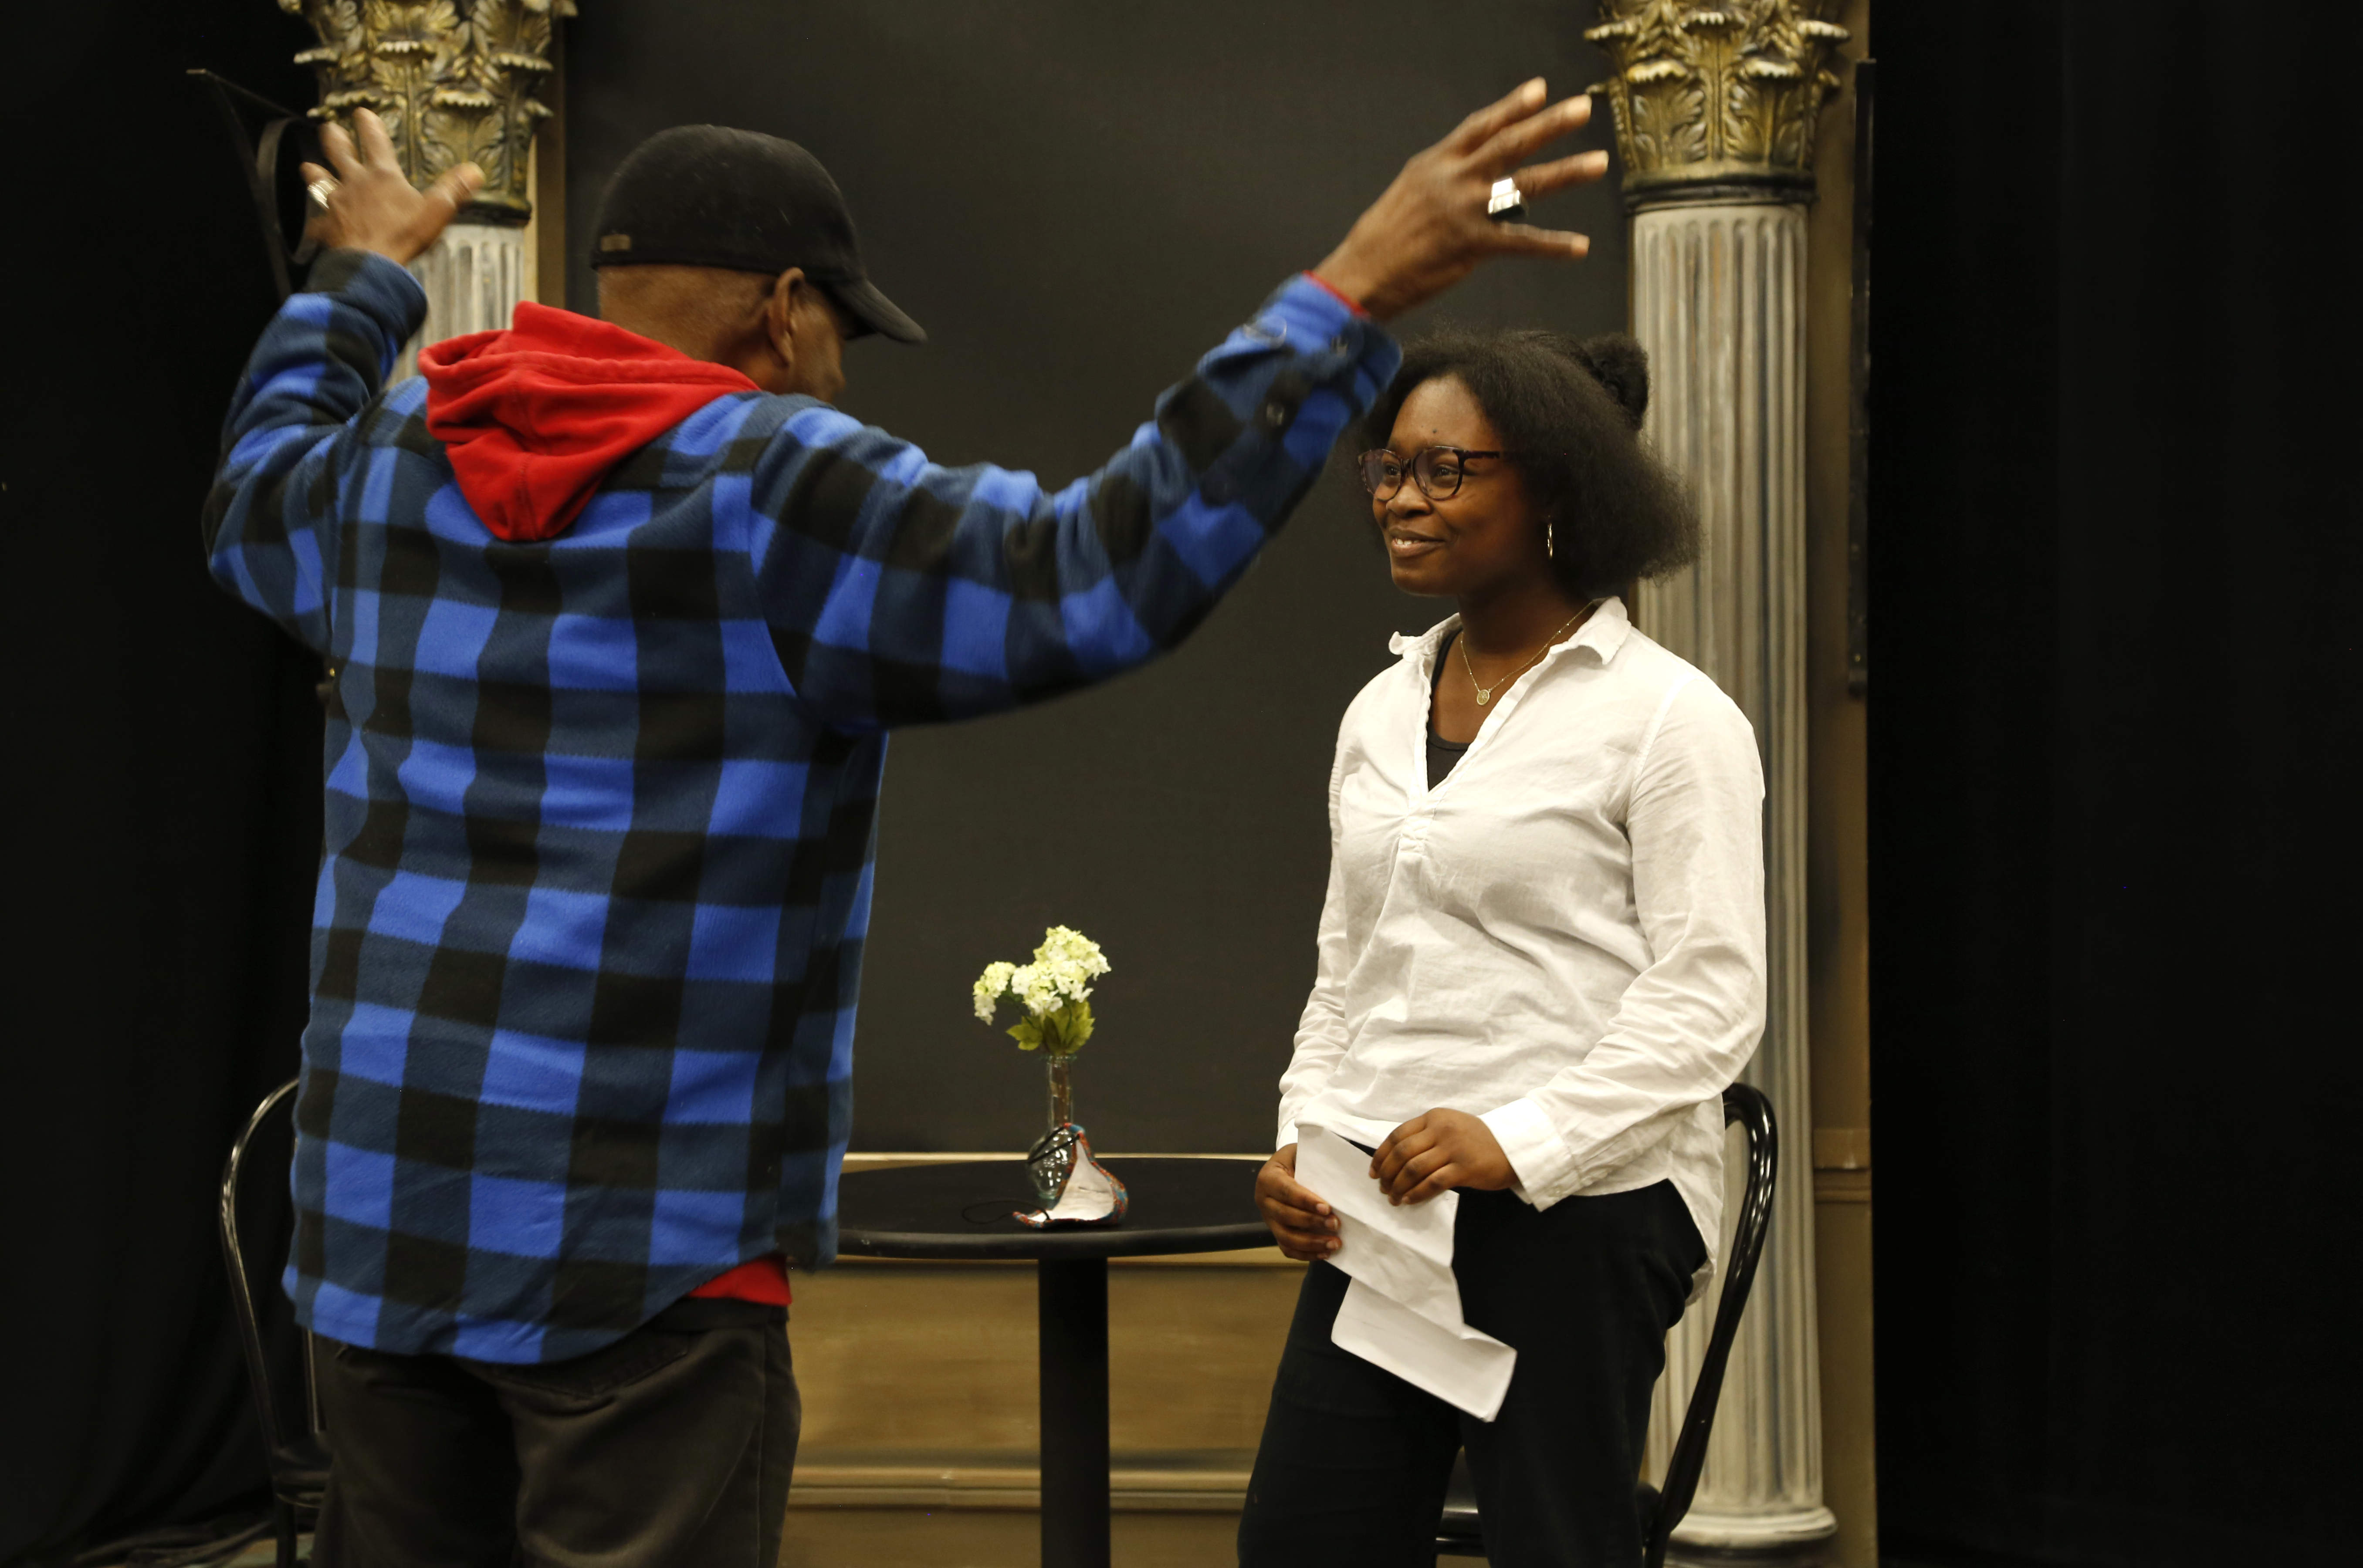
[{"xmin": 565, "ymin": 0, "xmax": 1623, "ymax": 1152}]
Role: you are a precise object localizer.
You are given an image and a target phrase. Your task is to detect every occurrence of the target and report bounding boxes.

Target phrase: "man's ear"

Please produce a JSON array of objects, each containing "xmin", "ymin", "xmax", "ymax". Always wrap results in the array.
[{"xmin": 765, "ymin": 266, "xmax": 807, "ymax": 373}]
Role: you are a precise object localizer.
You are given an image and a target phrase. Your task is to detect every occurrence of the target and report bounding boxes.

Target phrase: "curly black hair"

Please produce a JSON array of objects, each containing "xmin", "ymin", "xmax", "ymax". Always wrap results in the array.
[{"xmin": 1358, "ymin": 329, "xmax": 1698, "ymax": 598}]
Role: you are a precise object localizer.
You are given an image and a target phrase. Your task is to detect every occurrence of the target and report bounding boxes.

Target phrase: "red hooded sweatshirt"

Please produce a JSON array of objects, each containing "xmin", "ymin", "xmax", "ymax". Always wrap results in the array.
[
  {"xmin": 419, "ymin": 303, "xmax": 761, "ymax": 543},
  {"xmin": 415, "ymin": 305, "xmax": 791, "ymax": 1308}
]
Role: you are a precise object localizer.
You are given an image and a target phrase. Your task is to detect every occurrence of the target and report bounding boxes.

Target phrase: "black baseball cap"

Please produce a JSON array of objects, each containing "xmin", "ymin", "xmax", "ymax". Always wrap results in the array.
[{"xmin": 589, "ymin": 125, "xmax": 925, "ymax": 344}]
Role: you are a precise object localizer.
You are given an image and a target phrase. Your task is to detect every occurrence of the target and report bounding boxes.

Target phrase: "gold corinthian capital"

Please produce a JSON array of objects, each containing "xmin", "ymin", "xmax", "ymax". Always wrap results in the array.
[
  {"xmin": 282, "ymin": 0, "xmax": 575, "ymax": 224},
  {"xmin": 1586, "ymin": 0, "xmax": 1851, "ymax": 206}
]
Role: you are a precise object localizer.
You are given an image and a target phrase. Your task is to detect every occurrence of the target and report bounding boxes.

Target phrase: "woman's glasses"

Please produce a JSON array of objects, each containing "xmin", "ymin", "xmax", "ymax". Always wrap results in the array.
[{"xmin": 1356, "ymin": 445, "xmax": 1511, "ymax": 502}]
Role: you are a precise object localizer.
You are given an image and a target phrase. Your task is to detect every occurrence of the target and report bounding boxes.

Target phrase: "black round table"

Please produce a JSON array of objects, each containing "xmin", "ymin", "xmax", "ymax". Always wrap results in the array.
[{"xmin": 837, "ymin": 1157, "xmax": 1269, "ymax": 1568}]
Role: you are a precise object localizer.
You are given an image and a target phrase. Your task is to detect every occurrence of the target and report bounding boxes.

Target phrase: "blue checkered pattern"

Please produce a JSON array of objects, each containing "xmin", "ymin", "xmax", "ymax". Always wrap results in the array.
[{"xmin": 203, "ymin": 248, "xmax": 1398, "ymax": 1362}]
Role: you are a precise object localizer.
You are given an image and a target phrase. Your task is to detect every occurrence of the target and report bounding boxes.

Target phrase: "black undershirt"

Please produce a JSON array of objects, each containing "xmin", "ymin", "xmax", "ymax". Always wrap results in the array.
[{"xmin": 1427, "ymin": 631, "xmax": 1471, "ymax": 788}]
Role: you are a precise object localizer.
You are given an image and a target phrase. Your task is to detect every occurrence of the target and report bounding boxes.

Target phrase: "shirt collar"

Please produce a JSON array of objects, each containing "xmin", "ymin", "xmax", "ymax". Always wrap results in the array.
[{"xmin": 1388, "ymin": 595, "xmax": 1632, "ymax": 667}]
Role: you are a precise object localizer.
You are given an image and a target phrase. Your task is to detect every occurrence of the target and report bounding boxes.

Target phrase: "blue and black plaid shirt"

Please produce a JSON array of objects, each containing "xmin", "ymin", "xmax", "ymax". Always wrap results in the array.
[{"xmin": 205, "ymin": 249, "xmax": 1398, "ymax": 1361}]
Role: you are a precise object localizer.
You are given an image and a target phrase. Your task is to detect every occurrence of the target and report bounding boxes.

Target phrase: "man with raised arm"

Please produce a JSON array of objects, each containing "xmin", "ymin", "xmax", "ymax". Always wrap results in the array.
[{"xmin": 205, "ymin": 87, "xmax": 1605, "ymax": 1565}]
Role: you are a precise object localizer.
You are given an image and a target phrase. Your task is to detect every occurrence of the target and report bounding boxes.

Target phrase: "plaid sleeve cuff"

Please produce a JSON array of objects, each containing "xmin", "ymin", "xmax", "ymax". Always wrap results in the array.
[
  {"xmin": 1257, "ymin": 274, "xmax": 1402, "ymax": 394},
  {"xmin": 302, "ymin": 248, "xmax": 430, "ymax": 375}
]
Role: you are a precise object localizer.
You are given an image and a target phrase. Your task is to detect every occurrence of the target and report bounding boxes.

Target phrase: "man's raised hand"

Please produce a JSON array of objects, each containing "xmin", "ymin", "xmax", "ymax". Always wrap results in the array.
[
  {"xmin": 300, "ymin": 108, "xmax": 483, "ymax": 268},
  {"xmin": 1314, "ymin": 79, "xmax": 1608, "ymax": 323}
]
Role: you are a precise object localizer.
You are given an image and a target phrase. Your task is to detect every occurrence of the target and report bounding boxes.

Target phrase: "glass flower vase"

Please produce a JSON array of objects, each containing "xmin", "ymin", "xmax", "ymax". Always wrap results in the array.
[{"xmin": 1025, "ymin": 1054, "xmax": 1080, "ymax": 1204}]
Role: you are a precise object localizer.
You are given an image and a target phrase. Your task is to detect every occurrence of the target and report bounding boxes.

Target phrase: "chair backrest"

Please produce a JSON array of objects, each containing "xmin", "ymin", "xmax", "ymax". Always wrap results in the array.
[
  {"xmin": 1637, "ymin": 1081, "xmax": 1779, "ymax": 1568},
  {"xmin": 1434, "ymin": 1082, "xmax": 1780, "ymax": 1562},
  {"xmin": 218, "ymin": 1077, "xmax": 322, "ymax": 1475}
]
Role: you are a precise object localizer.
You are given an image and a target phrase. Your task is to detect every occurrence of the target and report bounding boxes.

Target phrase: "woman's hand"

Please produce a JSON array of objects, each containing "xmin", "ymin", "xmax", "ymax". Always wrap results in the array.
[
  {"xmin": 1371, "ymin": 1109, "xmax": 1515, "ymax": 1205},
  {"xmin": 300, "ymin": 108, "xmax": 483, "ymax": 267},
  {"xmin": 1256, "ymin": 1144, "xmax": 1341, "ymax": 1262}
]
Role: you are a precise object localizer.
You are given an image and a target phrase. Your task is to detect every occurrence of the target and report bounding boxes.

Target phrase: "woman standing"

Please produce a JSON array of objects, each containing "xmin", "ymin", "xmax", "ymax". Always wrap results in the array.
[{"xmin": 1239, "ymin": 330, "xmax": 1764, "ymax": 1568}]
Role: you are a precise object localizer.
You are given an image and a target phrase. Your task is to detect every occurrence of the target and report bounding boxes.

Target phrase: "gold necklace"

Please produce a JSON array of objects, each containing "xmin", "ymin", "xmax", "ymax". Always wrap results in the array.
[{"xmin": 1459, "ymin": 605, "xmax": 1591, "ymax": 706}]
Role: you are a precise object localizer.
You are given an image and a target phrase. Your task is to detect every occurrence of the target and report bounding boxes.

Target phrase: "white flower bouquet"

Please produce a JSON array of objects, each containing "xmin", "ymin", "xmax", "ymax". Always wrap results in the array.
[{"xmin": 972, "ymin": 926, "xmax": 1111, "ymax": 1058}]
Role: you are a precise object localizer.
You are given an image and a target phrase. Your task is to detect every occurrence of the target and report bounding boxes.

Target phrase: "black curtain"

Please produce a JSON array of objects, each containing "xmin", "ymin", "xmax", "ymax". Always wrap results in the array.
[
  {"xmin": 1870, "ymin": 5, "xmax": 2362, "ymax": 1566},
  {"xmin": 0, "ymin": 6, "xmax": 322, "ymax": 1562}
]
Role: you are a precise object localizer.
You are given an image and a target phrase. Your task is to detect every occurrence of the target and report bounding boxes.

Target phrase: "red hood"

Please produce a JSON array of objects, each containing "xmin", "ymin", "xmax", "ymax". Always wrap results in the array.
[{"xmin": 420, "ymin": 303, "xmax": 758, "ymax": 543}]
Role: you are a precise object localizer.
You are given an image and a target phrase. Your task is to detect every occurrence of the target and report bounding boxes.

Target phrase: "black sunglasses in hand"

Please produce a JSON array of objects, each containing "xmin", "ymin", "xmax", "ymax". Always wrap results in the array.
[{"xmin": 1357, "ymin": 445, "xmax": 1514, "ymax": 502}]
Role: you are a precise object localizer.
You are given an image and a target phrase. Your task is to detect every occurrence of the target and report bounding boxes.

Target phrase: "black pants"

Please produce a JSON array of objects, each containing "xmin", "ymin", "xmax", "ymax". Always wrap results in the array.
[
  {"xmin": 1237, "ymin": 1181, "xmax": 1705, "ymax": 1568},
  {"xmin": 311, "ymin": 1298, "xmax": 800, "ymax": 1568}
]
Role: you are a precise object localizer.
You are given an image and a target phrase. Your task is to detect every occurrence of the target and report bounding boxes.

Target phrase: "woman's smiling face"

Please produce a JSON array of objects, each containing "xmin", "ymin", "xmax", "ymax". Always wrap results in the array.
[{"xmin": 1374, "ymin": 375, "xmax": 1550, "ymax": 599}]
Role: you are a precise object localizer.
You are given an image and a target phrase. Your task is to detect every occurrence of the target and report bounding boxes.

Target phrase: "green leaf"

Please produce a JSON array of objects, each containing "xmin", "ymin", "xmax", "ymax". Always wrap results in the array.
[
  {"xmin": 1040, "ymin": 999, "xmax": 1094, "ymax": 1058},
  {"xmin": 1007, "ymin": 1017, "xmax": 1043, "ymax": 1052}
]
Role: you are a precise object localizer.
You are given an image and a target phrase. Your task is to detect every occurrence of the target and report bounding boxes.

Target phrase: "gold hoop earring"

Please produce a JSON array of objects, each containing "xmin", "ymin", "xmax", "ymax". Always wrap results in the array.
[{"xmin": 1544, "ymin": 520, "xmax": 1556, "ymax": 562}]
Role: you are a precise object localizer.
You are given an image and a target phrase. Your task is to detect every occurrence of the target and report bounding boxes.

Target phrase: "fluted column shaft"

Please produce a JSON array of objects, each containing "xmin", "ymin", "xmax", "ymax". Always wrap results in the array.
[
  {"xmin": 1635, "ymin": 199, "xmax": 1835, "ymax": 1551},
  {"xmin": 393, "ymin": 222, "xmax": 537, "ymax": 382}
]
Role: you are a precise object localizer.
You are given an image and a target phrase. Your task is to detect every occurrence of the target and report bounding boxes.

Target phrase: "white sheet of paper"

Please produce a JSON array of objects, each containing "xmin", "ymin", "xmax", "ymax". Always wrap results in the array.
[
  {"xmin": 1332, "ymin": 1277, "xmax": 1517, "ymax": 1423},
  {"xmin": 1295, "ymin": 1125, "xmax": 1517, "ymax": 1421}
]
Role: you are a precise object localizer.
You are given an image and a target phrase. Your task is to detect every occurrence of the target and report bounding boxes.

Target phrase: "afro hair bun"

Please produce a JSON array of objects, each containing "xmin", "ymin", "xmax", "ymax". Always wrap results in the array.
[{"xmin": 1571, "ymin": 334, "xmax": 1650, "ymax": 431}]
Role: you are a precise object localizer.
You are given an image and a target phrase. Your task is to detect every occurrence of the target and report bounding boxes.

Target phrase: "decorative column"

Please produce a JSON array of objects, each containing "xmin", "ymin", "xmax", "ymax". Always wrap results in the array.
[
  {"xmin": 282, "ymin": 0, "xmax": 572, "ymax": 376},
  {"xmin": 1587, "ymin": 3, "xmax": 1849, "ymax": 1556}
]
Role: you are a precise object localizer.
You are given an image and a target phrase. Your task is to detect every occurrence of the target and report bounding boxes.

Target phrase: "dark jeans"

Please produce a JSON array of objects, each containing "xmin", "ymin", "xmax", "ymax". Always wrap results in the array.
[
  {"xmin": 311, "ymin": 1298, "xmax": 799, "ymax": 1568},
  {"xmin": 1237, "ymin": 1180, "xmax": 1705, "ymax": 1568}
]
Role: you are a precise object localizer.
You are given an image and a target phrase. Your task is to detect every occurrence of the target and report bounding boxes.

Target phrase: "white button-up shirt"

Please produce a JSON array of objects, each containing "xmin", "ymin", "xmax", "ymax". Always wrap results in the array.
[{"xmin": 1277, "ymin": 597, "xmax": 1766, "ymax": 1292}]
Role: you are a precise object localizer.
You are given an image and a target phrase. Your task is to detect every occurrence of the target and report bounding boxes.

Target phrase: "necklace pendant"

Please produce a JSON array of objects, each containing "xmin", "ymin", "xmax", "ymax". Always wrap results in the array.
[{"xmin": 1475, "ymin": 689, "xmax": 1492, "ymax": 706}]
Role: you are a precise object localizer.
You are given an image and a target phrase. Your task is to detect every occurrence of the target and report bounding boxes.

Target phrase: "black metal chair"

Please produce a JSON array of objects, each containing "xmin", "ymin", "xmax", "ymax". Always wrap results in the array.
[
  {"xmin": 1435, "ymin": 1082, "xmax": 1778, "ymax": 1565},
  {"xmin": 219, "ymin": 1078, "xmax": 329, "ymax": 1568}
]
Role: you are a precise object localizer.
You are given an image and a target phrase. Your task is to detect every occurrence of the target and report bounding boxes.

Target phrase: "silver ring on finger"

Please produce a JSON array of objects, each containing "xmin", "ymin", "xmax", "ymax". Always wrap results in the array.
[
  {"xmin": 307, "ymin": 177, "xmax": 340, "ymax": 208},
  {"xmin": 1486, "ymin": 177, "xmax": 1527, "ymax": 223}
]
